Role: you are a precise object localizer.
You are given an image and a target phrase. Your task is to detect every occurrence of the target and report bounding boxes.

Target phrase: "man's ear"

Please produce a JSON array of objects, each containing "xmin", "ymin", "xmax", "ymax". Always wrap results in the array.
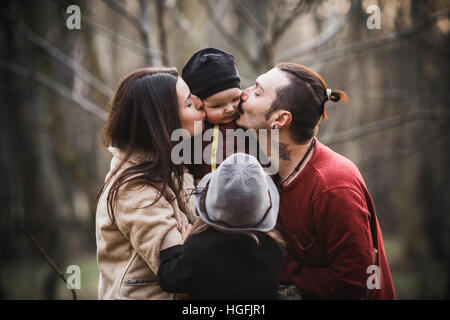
[{"xmin": 272, "ymin": 110, "xmax": 292, "ymax": 129}]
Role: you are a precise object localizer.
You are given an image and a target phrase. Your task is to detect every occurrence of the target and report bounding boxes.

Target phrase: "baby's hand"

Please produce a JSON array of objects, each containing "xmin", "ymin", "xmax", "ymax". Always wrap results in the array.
[{"xmin": 179, "ymin": 224, "xmax": 193, "ymax": 244}]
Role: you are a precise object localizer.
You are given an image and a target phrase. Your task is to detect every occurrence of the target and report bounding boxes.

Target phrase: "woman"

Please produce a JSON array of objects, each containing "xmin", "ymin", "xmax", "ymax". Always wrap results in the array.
[{"xmin": 95, "ymin": 67, "xmax": 205, "ymax": 300}]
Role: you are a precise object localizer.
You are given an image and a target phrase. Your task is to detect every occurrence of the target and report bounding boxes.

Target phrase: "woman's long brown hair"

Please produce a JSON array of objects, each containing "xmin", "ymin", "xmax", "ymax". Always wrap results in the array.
[{"xmin": 96, "ymin": 67, "xmax": 185, "ymax": 224}]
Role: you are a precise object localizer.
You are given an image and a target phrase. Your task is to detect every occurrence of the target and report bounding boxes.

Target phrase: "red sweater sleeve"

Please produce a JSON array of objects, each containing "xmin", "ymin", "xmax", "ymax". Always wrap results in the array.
[{"xmin": 290, "ymin": 187, "xmax": 374, "ymax": 299}]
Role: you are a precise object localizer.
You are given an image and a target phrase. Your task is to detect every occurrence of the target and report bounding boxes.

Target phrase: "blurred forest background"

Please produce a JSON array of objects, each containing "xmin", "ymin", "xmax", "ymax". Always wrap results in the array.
[{"xmin": 0, "ymin": 0, "xmax": 449, "ymax": 299}]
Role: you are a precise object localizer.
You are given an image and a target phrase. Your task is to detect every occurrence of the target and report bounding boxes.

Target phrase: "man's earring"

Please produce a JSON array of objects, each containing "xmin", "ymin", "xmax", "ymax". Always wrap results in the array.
[{"xmin": 272, "ymin": 123, "xmax": 278, "ymax": 129}]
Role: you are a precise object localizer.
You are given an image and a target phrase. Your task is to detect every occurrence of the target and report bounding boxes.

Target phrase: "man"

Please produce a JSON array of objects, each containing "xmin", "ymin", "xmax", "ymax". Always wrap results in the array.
[{"xmin": 236, "ymin": 62, "xmax": 395, "ymax": 299}]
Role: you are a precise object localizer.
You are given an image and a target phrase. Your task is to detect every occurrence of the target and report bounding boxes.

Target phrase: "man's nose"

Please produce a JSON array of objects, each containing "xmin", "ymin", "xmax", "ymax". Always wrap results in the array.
[{"xmin": 241, "ymin": 89, "xmax": 250, "ymax": 102}]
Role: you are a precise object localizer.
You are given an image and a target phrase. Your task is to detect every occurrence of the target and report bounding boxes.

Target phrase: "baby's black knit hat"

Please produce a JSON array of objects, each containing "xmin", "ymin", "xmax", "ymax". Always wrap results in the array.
[{"xmin": 182, "ymin": 48, "xmax": 241, "ymax": 100}]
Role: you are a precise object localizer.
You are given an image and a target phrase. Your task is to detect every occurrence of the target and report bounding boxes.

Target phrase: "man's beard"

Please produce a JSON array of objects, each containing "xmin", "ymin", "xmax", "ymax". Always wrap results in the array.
[
  {"xmin": 237, "ymin": 100, "xmax": 244, "ymax": 114},
  {"xmin": 236, "ymin": 100, "xmax": 271, "ymax": 131}
]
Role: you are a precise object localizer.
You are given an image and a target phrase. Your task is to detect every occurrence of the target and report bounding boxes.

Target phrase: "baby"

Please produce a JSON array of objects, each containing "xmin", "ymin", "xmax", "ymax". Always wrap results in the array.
[{"xmin": 182, "ymin": 48, "xmax": 243, "ymax": 182}]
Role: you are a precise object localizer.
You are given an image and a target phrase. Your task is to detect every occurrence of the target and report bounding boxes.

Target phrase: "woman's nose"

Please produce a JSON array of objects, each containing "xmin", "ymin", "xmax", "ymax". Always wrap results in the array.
[{"xmin": 192, "ymin": 94, "xmax": 204, "ymax": 110}]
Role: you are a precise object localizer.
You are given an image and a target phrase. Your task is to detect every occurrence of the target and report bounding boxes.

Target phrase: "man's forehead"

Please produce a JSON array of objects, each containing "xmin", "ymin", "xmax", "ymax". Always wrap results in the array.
[{"xmin": 256, "ymin": 68, "xmax": 290, "ymax": 92}]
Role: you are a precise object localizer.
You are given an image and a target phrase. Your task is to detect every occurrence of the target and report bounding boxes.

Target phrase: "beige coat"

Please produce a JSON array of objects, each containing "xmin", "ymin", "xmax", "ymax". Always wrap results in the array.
[{"xmin": 96, "ymin": 147, "xmax": 196, "ymax": 300}]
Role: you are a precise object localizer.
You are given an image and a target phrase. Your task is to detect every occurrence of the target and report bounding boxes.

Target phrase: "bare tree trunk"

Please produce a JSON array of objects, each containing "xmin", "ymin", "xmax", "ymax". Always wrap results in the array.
[
  {"xmin": 155, "ymin": 0, "xmax": 169, "ymax": 66},
  {"xmin": 138, "ymin": 0, "xmax": 156, "ymax": 65}
]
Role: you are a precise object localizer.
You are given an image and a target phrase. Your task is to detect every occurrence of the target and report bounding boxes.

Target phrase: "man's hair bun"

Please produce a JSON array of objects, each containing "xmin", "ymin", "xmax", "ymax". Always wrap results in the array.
[{"xmin": 328, "ymin": 89, "xmax": 348, "ymax": 103}]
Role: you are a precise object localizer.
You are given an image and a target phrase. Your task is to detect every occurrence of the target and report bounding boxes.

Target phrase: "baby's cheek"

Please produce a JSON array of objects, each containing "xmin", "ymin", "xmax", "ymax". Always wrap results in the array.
[{"xmin": 205, "ymin": 109, "xmax": 223, "ymax": 124}]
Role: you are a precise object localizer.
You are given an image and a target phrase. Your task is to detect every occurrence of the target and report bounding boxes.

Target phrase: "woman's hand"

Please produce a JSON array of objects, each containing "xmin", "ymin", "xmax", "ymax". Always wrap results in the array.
[{"xmin": 179, "ymin": 223, "xmax": 192, "ymax": 244}]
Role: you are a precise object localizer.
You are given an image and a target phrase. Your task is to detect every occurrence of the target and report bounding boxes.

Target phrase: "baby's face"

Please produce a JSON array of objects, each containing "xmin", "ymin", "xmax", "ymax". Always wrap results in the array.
[{"xmin": 202, "ymin": 88, "xmax": 241, "ymax": 124}]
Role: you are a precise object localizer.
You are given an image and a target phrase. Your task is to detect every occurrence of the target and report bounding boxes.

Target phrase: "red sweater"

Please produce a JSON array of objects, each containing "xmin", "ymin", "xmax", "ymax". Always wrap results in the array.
[{"xmin": 278, "ymin": 138, "xmax": 395, "ymax": 299}]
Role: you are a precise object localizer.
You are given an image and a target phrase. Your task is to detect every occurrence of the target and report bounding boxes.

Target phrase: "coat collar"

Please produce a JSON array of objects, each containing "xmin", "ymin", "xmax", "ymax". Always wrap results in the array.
[{"xmin": 108, "ymin": 146, "xmax": 155, "ymax": 166}]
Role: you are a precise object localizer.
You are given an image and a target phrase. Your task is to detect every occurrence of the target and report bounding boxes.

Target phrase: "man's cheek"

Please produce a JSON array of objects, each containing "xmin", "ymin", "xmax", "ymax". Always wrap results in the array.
[{"xmin": 240, "ymin": 98, "xmax": 253, "ymax": 113}]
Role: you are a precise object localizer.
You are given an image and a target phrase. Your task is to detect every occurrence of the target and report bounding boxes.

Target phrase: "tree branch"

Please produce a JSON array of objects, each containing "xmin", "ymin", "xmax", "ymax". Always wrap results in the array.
[
  {"xmin": 102, "ymin": 0, "xmax": 158, "ymax": 65},
  {"xmin": 103, "ymin": 0, "xmax": 143, "ymax": 33},
  {"xmin": 0, "ymin": 60, "xmax": 107, "ymax": 122},
  {"xmin": 270, "ymin": 0, "xmax": 313, "ymax": 47},
  {"xmin": 300, "ymin": 11, "xmax": 450, "ymax": 66},
  {"xmin": 277, "ymin": 7, "xmax": 351, "ymax": 61},
  {"xmin": 18, "ymin": 24, "xmax": 114, "ymax": 98},
  {"xmin": 231, "ymin": 0, "xmax": 266, "ymax": 43},
  {"xmin": 0, "ymin": 12, "xmax": 114, "ymax": 97},
  {"xmin": 18, "ymin": 224, "xmax": 77, "ymax": 300},
  {"xmin": 320, "ymin": 109, "xmax": 450, "ymax": 146},
  {"xmin": 358, "ymin": 123, "xmax": 450, "ymax": 171},
  {"xmin": 164, "ymin": 0, "xmax": 206, "ymax": 48},
  {"xmin": 82, "ymin": 13, "xmax": 157, "ymax": 58},
  {"xmin": 199, "ymin": 0, "xmax": 255, "ymax": 65}
]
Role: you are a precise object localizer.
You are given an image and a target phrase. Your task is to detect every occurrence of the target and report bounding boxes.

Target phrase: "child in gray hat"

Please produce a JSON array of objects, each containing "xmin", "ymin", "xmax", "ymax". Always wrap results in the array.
[{"xmin": 157, "ymin": 153, "xmax": 285, "ymax": 300}]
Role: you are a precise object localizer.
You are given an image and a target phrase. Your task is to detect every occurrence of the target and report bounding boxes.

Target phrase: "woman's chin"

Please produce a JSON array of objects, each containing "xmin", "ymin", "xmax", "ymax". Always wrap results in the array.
[{"xmin": 186, "ymin": 123, "xmax": 204, "ymax": 137}]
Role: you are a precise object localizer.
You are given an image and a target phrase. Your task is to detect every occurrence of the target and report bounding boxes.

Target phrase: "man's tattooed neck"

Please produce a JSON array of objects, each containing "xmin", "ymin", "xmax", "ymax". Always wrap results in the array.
[{"xmin": 278, "ymin": 142, "xmax": 291, "ymax": 161}]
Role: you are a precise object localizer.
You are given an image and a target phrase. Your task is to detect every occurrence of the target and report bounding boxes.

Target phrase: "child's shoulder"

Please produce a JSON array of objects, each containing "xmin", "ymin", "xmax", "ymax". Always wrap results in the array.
[
  {"xmin": 187, "ymin": 227, "xmax": 229, "ymax": 242},
  {"xmin": 186, "ymin": 228, "xmax": 247, "ymax": 246}
]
